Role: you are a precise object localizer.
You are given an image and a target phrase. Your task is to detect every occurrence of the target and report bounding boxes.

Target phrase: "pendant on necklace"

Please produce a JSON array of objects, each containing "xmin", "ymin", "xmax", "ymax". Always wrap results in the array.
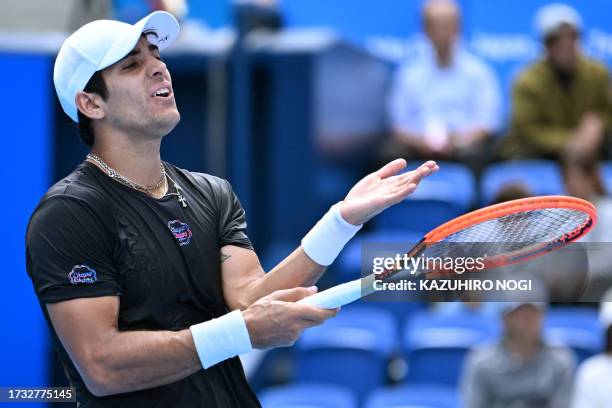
[
  {"xmin": 174, "ymin": 183, "xmax": 188, "ymax": 208},
  {"xmin": 177, "ymin": 193, "xmax": 187, "ymax": 208}
]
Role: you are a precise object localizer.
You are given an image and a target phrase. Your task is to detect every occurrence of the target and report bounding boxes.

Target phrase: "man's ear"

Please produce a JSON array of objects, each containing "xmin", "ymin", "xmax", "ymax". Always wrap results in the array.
[{"xmin": 75, "ymin": 91, "xmax": 106, "ymax": 120}]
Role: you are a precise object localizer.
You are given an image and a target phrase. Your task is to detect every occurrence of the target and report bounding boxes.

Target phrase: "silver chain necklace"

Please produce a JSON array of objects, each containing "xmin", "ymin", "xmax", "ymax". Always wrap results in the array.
[
  {"xmin": 87, "ymin": 153, "xmax": 165, "ymax": 192},
  {"xmin": 86, "ymin": 153, "xmax": 188, "ymax": 208}
]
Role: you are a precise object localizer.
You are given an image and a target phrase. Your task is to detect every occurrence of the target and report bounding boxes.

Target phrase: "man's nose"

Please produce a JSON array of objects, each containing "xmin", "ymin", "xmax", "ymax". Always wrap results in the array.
[{"xmin": 146, "ymin": 57, "xmax": 167, "ymax": 79}]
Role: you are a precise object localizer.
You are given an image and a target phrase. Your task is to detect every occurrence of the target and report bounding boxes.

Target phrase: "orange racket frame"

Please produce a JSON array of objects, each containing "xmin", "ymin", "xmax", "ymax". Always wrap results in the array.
[{"xmin": 394, "ymin": 195, "xmax": 598, "ymax": 276}]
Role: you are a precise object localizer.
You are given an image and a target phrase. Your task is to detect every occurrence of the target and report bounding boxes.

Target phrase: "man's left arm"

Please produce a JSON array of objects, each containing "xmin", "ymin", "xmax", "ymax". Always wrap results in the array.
[{"xmin": 221, "ymin": 159, "xmax": 438, "ymax": 310}]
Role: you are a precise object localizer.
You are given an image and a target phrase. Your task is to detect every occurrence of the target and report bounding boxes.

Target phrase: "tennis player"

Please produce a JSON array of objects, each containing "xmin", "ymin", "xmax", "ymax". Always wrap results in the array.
[{"xmin": 25, "ymin": 11, "xmax": 438, "ymax": 407}]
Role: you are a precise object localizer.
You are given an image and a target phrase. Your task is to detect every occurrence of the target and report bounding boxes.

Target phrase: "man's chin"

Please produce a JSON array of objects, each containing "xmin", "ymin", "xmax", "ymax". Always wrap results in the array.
[
  {"xmin": 160, "ymin": 112, "xmax": 181, "ymax": 135},
  {"xmin": 149, "ymin": 110, "xmax": 180, "ymax": 139}
]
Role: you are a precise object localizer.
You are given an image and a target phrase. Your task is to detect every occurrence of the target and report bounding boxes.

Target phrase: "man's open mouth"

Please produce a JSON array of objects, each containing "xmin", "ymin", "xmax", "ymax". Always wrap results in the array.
[{"xmin": 152, "ymin": 87, "xmax": 171, "ymax": 98}]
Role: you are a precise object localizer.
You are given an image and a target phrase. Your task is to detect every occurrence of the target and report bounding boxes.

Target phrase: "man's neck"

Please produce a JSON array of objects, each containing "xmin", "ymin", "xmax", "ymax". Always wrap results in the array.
[
  {"xmin": 90, "ymin": 129, "xmax": 164, "ymax": 188},
  {"xmin": 435, "ymin": 48, "xmax": 453, "ymax": 68},
  {"xmin": 504, "ymin": 335, "xmax": 542, "ymax": 360}
]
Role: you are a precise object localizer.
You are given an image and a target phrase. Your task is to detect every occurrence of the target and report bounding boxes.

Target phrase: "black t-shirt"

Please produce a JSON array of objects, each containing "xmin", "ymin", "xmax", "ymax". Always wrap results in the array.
[{"xmin": 25, "ymin": 161, "xmax": 262, "ymax": 408}]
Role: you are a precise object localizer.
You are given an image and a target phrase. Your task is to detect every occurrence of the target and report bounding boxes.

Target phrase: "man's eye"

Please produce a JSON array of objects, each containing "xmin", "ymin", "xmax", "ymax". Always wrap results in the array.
[{"xmin": 123, "ymin": 62, "xmax": 138, "ymax": 70}]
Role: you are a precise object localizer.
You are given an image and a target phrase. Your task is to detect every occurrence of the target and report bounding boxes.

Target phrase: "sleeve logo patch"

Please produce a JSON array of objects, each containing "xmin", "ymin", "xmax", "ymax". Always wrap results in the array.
[
  {"xmin": 68, "ymin": 265, "xmax": 98, "ymax": 284},
  {"xmin": 167, "ymin": 219, "xmax": 193, "ymax": 246}
]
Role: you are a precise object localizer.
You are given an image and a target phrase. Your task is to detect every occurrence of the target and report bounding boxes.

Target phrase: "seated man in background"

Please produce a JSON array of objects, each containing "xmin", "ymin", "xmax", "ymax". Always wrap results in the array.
[
  {"xmin": 504, "ymin": 4, "xmax": 612, "ymax": 161},
  {"xmin": 462, "ymin": 301, "xmax": 575, "ymax": 408},
  {"xmin": 383, "ymin": 0, "xmax": 501, "ymax": 170}
]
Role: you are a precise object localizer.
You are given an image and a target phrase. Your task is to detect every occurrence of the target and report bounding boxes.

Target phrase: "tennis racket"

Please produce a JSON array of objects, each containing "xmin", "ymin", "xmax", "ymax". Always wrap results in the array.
[{"xmin": 298, "ymin": 195, "xmax": 597, "ymax": 308}]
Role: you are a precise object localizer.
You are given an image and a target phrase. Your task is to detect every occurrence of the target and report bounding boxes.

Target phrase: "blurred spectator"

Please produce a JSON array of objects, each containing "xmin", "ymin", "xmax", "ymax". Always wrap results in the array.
[
  {"xmin": 462, "ymin": 302, "xmax": 575, "ymax": 408},
  {"xmin": 491, "ymin": 182, "xmax": 532, "ymax": 204},
  {"xmin": 1, "ymin": 1, "xmax": 110, "ymax": 32},
  {"xmin": 504, "ymin": 4, "xmax": 612, "ymax": 161},
  {"xmin": 572, "ymin": 292, "xmax": 612, "ymax": 407},
  {"xmin": 382, "ymin": 0, "xmax": 501, "ymax": 170}
]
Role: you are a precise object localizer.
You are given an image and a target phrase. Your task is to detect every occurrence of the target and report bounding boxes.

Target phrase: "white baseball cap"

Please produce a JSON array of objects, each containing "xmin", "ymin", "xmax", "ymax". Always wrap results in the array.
[
  {"xmin": 534, "ymin": 3, "xmax": 583, "ymax": 40},
  {"xmin": 53, "ymin": 11, "xmax": 180, "ymax": 123}
]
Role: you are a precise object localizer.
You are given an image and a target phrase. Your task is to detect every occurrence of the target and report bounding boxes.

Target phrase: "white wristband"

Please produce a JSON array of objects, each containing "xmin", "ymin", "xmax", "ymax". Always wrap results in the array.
[
  {"xmin": 301, "ymin": 202, "xmax": 363, "ymax": 266},
  {"xmin": 190, "ymin": 310, "xmax": 252, "ymax": 369}
]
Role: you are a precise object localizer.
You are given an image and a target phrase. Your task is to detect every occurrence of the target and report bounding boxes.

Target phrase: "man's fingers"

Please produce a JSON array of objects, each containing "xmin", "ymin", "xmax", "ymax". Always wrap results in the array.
[
  {"xmin": 386, "ymin": 161, "xmax": 438, "ymax": 186},
  {"xmin": 295, "ymin": 304, "xmax": 340, "ymax": 324},
  {"xmin": 408, "ymin": 166, "xmax": 432, "ymax": 185},
  {"xmin": 387, "ymin": 164, "xmax": 435, "ymax": 190},
  {"xmin": 267, "ymin": 286, "xmax": 318, "ymax": 302},
  {"xmin": 419, "ymin": 160, "xmax": 438, "ymax": 170},
  {"xmin": 406, "ymin": 162, "xmax": 439, "ymax": 185},
  {"xmin": 375, "ymin": 181, "xmax": 418, "ymax": 206},
  {"xmin": 375, "ymin": 158, "xmax": 407, "ymax": 179}
]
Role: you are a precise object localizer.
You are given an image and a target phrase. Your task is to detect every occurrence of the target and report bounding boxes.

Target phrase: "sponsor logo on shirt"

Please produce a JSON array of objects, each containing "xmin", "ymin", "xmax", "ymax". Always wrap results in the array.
[
  {"xmin": 167, "ymin": 219, "xmax": 193, "ymax": 246},
  {"xmin": 68, "ymin": 265, "xmax": 98, "ymax": 284}
]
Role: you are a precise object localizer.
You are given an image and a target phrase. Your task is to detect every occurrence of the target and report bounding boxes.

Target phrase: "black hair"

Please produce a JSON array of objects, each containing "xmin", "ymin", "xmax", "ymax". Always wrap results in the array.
[
  {"xmin": 76, "ymin": 70, "xmax": 108, "ymax": 147},
  {"xmin": 544, "ymin": 23, "xmax": 580, "ymax": 47}
]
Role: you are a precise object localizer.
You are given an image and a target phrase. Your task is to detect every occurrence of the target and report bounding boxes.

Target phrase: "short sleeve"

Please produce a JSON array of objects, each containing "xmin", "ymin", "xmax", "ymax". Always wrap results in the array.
[
  {"xmin": 26, "ymin": 197, "xmax": 122, "ymax": 303},
  {"xmin": 217, "ymin": 180, "xmax": 253, "ymax": 250}
]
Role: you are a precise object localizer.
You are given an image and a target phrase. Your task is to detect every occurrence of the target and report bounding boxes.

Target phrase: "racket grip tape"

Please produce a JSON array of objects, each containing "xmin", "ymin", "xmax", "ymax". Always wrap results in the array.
[{"xmin": 297, "ymin": 279, "xmax": 362, "ymax": 308}]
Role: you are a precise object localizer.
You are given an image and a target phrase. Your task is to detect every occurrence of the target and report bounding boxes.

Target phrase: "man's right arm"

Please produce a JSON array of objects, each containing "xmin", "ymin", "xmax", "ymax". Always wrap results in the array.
[
  {"xmin": 47, "ymin": 287, "xmax": 336, "ymax": 397},
  {"xmin": 47, "ymin": 296, "xmax": 199, "ymax": 396}
]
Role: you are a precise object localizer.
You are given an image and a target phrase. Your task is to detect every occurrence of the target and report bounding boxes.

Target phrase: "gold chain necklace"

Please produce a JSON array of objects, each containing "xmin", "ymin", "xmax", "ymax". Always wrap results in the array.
[{"xmin": 87, "ymin": 153, "xmax": 166, "ymax": 192}]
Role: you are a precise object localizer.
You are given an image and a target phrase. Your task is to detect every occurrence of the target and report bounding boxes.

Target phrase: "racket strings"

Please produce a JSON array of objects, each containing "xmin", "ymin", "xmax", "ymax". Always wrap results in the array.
[
  {"xmin": 442, "ymin": 208, "xmax": 589, "ymax": 244},
  {"xmin": 408, "ymin": 208, "xmax": 592, "ymax": 272}
]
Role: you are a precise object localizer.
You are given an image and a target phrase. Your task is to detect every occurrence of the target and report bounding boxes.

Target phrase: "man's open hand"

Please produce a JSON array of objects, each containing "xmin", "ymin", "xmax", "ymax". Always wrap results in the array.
[{"xmin": 339, "ymin": 159, "xmax": 439, "ymax": 225}]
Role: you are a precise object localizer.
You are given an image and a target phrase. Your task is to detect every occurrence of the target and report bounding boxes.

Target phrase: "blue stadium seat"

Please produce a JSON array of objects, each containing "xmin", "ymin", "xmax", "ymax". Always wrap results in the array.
[
  {"xmin": 259, "ymin": 383, "xmax": 358, "ymax": 408},
  {"xmin": 480, "ymin": 160, "xmax": 565, "ymax": 204},
  {"xmin": 403, "ymin": 309, "xmax": 501, "ymax": 386},
  {"xmin": 373, "ymin": 162, "xmax": 476, "ymax": 233},
  {"xmin": 364, "ymin": 384, "xmax": 461, "ymax": 408},
  {"xmin": 544, "ymin": 306, "xmax": 603, "ymax": 365},
  {"xmin": 315, "ymin": 161, "xmax": 363, "ymax": 211},
  {"xmin": 406, "ymin": 161, "xmax": 476, "ymax": 208},
  {"xmin": 600, "ymin": 161, "xmax": 612, "ymax": 195},
  {"xmin": 336, "ymin": 229, "xmax": 424, "ymax": 281},
  {"xmin": 295, "ymin": 305, "xmax": 398, "ymax": 399}
]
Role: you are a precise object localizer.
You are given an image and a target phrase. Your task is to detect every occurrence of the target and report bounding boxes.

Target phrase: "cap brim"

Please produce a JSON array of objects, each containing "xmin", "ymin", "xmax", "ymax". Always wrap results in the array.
[{"xmin": 98, "ymin": 11, "xmax": 180, "ymax": 70}]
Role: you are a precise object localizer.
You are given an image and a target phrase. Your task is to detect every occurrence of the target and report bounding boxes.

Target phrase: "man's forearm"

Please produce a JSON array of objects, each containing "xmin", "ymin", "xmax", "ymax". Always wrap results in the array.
[
  {"xmin": 84, "ymin": 328, "xmax": 200, "ymax": 396},
  {"xmin": 248, "ymin": 247, "xmax": 326, "ymax": 302}
]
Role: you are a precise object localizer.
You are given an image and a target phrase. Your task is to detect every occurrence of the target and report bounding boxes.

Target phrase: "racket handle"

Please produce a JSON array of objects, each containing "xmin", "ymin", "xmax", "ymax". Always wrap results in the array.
[{"xmin": 298, "ymin": 279, "xmax": 363, "ymax": 308}]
